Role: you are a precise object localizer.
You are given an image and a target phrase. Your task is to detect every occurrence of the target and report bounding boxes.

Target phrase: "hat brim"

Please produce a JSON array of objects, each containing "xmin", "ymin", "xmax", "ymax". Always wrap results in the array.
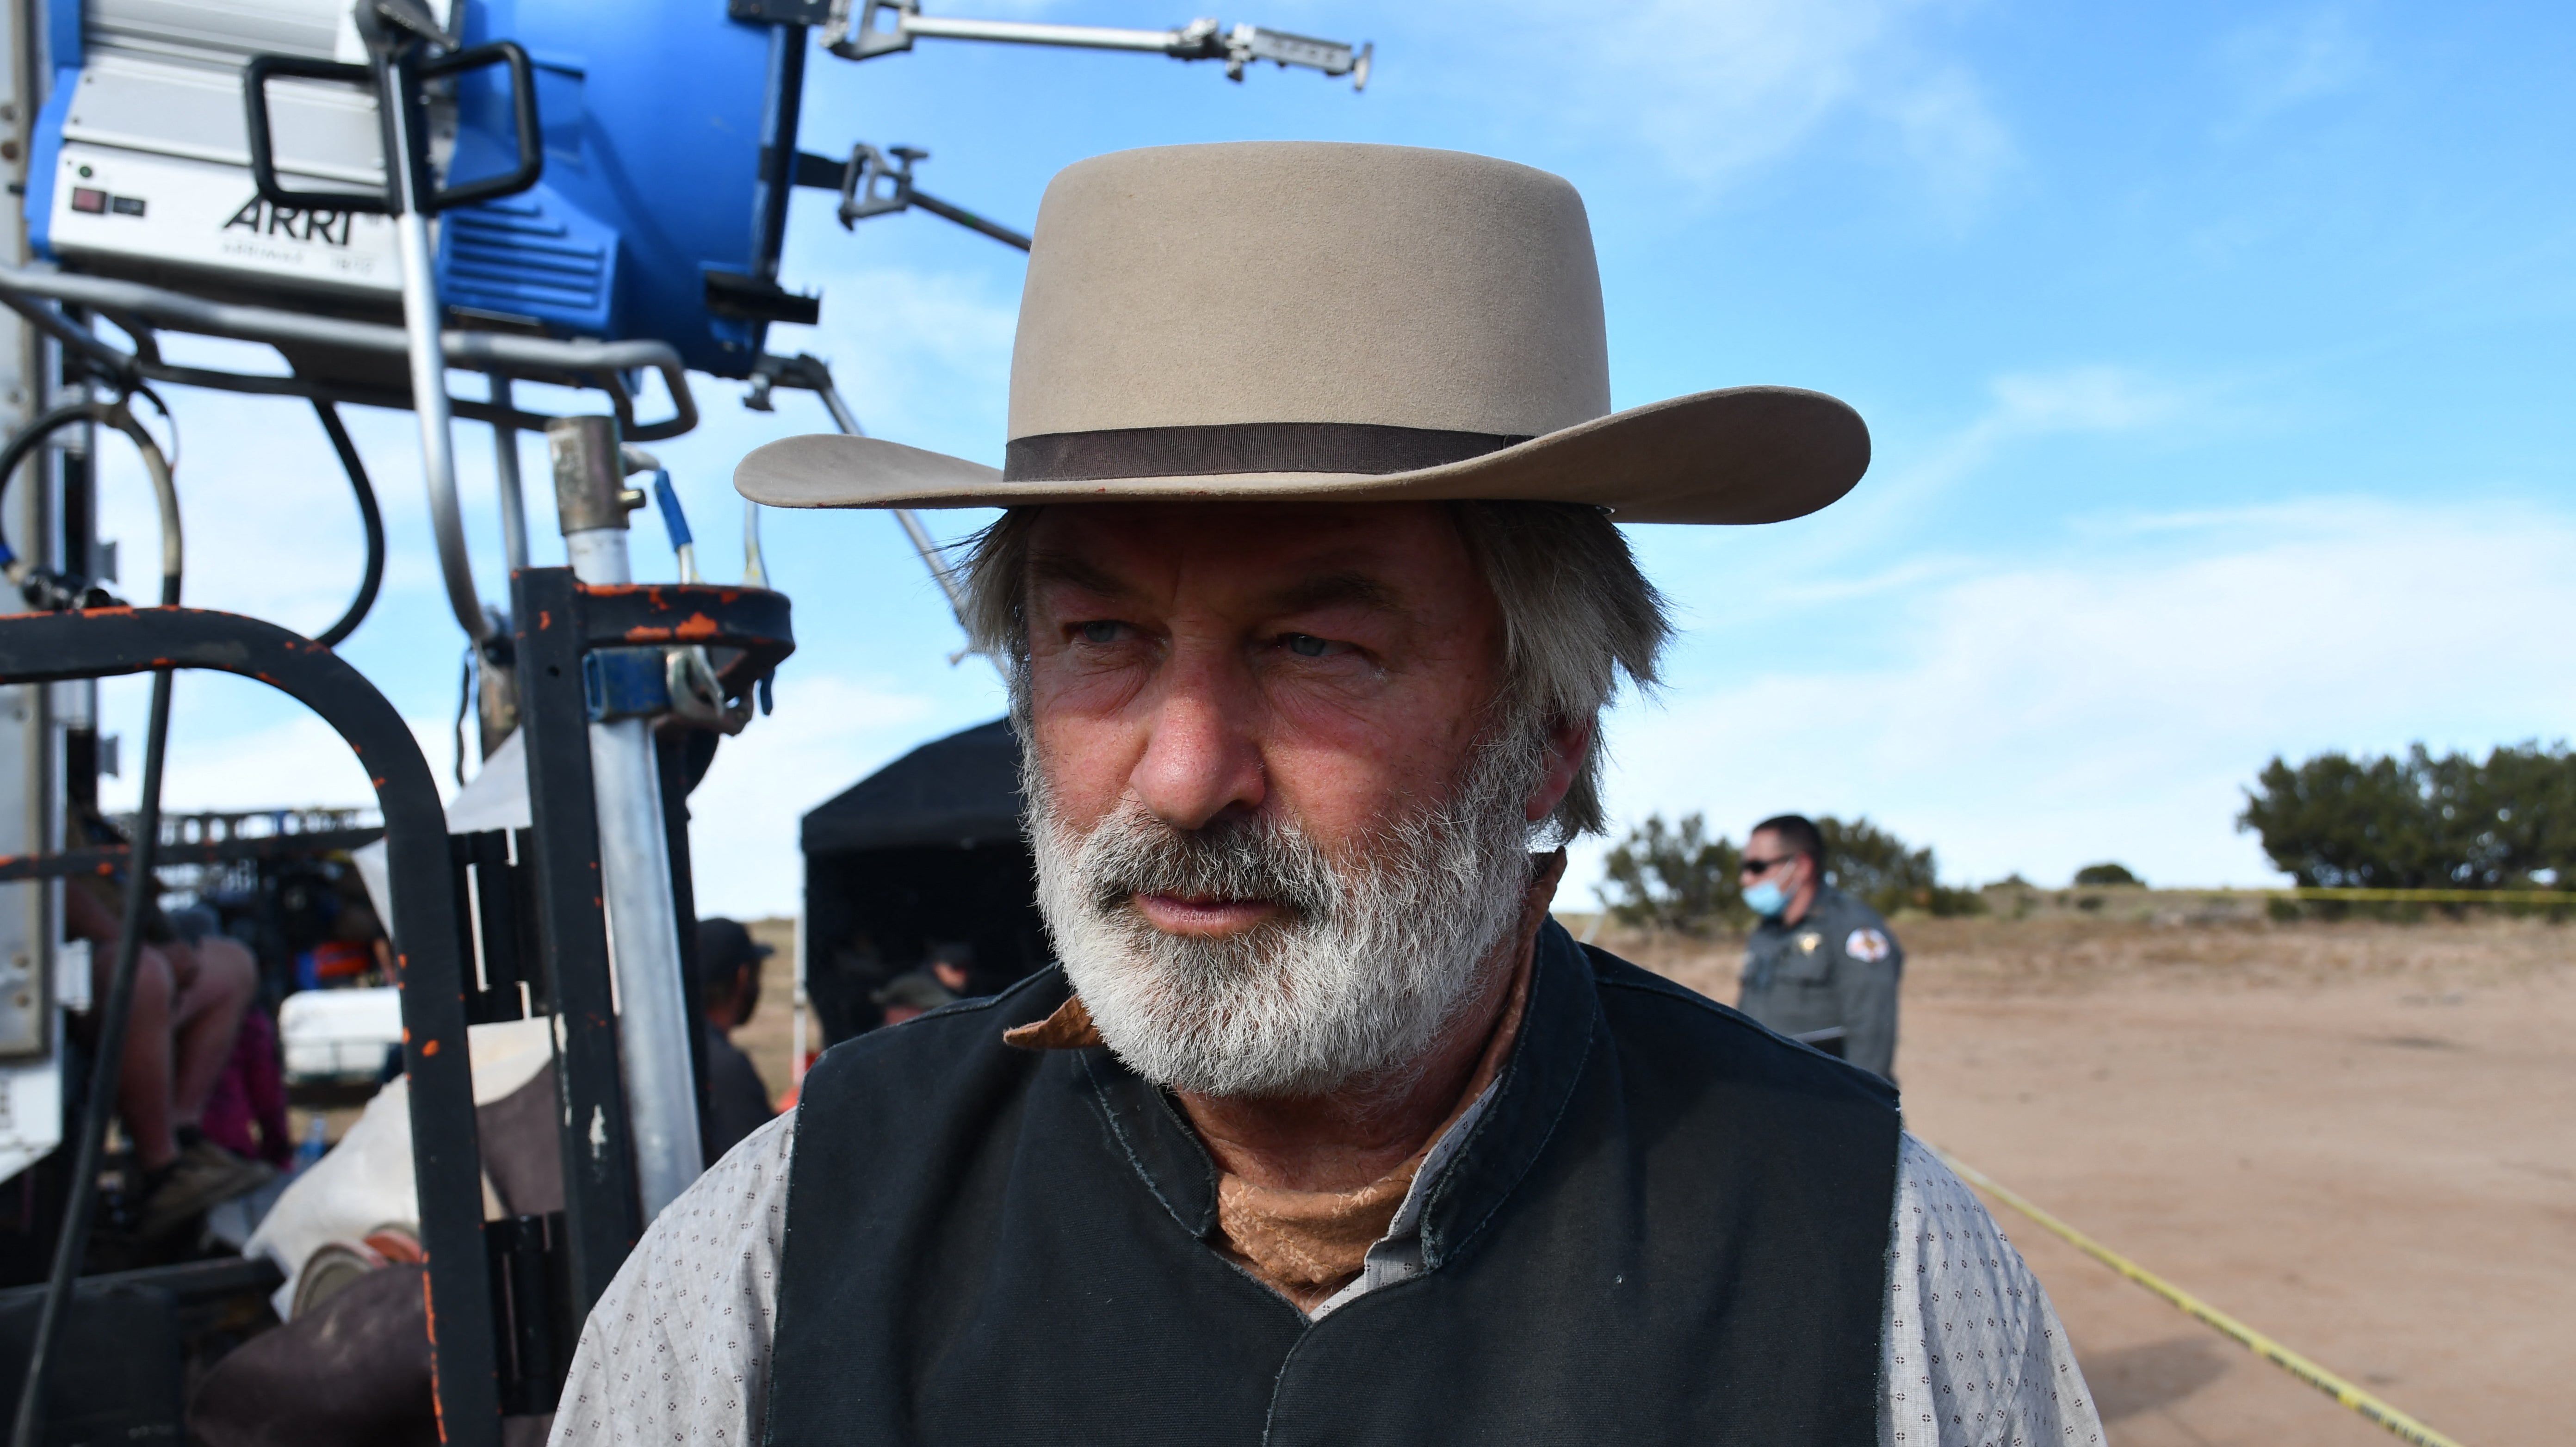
[{"xmin": 733, "ymin": 385, "xmax": 1868, "ymax": 526}]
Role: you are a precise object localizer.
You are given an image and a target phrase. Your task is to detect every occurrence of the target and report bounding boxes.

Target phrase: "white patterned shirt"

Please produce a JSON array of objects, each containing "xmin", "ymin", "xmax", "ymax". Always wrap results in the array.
[{"xmin": 548, "ymin": 1121, "xmax": 2101, "ymax": 1447}]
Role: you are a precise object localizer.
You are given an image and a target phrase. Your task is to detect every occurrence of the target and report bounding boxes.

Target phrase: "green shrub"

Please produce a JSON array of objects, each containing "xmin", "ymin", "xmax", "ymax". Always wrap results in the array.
[
  {"xmin": 1818, "ymin": 816, "xmax": 1988, "ymax": 918},
  {"xmin": 1596, "ymin": 813, "xmax": 1744, "ymax": 935},
  {"xmin": 2238, "ymin": 742, "xmax": 2576, "ymax": 894},
  {"xmin": 2073, "ymin": 862, "xmax": 2142, "ymax": 887}
]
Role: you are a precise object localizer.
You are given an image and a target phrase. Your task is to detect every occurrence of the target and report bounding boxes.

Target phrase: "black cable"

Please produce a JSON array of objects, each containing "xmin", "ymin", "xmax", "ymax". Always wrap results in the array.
[
  {"xmin": 309, "ymin": 401, "xmax": 384, "ymax": 649},
  {"xmin": 127, "ymin": 383, "xmax": 177, "ymax": 476},
  {"xmin": 0, "ymin": 402, "xmax": 110, "ymax": 576},
  {"xmin": 455, "ymin": 646, "xmax": 475, "ymax": 786},
  {"xmin": 9, "ymin": 666, "xmax": 173, "ymax": 1447},
  {"xmin": 0, "ymin": 399, "xmax": 181, "ymax": 608}
]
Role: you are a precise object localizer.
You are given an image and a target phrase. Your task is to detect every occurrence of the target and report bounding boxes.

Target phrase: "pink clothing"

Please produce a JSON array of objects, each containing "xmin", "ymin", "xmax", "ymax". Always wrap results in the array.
[{"xmin": 202, "ymin": 1009, "xmax": 291, "ymax": 1167}]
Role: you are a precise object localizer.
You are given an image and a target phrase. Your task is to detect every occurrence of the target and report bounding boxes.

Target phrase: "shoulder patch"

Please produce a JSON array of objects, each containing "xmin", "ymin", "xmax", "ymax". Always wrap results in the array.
[{"xmin": 1845, "ymin": 928, "xmax": 1892, "ymax": 963}]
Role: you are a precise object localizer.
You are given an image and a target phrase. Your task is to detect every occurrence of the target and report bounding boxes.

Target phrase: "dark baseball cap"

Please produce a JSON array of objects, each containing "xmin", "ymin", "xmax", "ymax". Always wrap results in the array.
[{"xmin": 699, "ymin": 917, "xmax": 776, "ymax": 974}]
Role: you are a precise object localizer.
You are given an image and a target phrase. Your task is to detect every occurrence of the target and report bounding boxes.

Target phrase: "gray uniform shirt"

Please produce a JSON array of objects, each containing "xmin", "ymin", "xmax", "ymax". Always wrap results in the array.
[{"xmin": 1739, "ymin": 884, "xmax": 1904, "ymax": 1080}]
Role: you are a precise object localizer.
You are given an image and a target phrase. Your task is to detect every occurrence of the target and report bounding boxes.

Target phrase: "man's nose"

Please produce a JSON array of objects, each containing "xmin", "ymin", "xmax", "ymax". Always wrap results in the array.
[{"xmin": 1128, "ymin": 653, "xmax": 1265, "ymax": 831}]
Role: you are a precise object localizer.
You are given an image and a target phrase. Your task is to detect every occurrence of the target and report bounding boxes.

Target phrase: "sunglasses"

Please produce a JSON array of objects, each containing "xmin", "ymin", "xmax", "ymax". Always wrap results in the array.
[{"xmin": 1739, "ymin": 855, "xmax": 1798, "ymax": 876}]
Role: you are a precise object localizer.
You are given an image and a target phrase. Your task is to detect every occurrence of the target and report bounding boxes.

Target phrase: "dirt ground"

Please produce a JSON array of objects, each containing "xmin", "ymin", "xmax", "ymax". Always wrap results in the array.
[
  {"xmin": 1636, "ymin": 915, "xmax": 2572, "ymax": 1447},
  {"xmin": 736, "ymin": 915, "xmax": 801, "ymax": 1103},
  {"xmin": 723, "ymin": 913, "xmax": 2570, "ymax": 1444}
]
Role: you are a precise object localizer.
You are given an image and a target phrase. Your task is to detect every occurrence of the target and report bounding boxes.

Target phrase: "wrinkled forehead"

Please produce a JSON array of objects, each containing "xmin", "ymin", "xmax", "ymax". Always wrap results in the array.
[{"xmin": 1021, "ymin": 501, "xmax": 1488, "ymax": 619}]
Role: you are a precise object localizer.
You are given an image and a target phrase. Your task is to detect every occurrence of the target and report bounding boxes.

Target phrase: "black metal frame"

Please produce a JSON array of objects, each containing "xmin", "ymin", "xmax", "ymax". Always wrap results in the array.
[
  {"xmin": 244, "ymin": 43, "xmax": 543, "ymax": 218},
  {"xmin": 0, "ymin": 575, "xmax": 791, "ymax": 1435},
  {"xmin": 0, "ymin": 606, "xmax": 502, "ymax": 1442}
]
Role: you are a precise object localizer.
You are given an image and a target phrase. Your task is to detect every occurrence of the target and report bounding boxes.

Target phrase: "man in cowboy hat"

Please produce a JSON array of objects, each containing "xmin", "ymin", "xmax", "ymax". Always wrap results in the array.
[{"xmin": 550, "ymin": 143, "xmax": 2099, "ymax": 1447}]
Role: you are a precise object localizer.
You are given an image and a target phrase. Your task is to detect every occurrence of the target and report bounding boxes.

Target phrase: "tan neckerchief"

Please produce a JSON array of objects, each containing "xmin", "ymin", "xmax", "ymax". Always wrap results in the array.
[{"xmin": 1006, "ymin": 850, "xmax": 1567, "ymax": 1309}]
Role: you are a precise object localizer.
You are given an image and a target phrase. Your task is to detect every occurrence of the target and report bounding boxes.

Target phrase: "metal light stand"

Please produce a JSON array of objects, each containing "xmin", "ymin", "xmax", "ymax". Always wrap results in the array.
[
  {"xmin": 508, "ymin": 557, "xmax": 795, "ymax": 1301},
  {"xmin": 540, "ymin": 419, "xmax": 699, "ymax": 1219}
]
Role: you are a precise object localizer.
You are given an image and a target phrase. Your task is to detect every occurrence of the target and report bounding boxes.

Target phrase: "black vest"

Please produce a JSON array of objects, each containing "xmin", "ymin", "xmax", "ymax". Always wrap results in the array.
[{"xmin": 766, "ymin": 923, "xmax": 1900, "ymax": 1446}]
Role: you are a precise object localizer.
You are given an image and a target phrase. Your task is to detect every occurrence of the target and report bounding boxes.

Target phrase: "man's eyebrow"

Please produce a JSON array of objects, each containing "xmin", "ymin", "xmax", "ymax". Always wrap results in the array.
[
  {"xmin": 1026, "ymin": 550, "xmax": 1140, "ymax": 604},
  {"xmin": 1025, "ymin": 556, "xmax": 1404, "ymax": 618},
  {"xmin": 1262, "ymin": 570, "xmax": 1403, "ymax": 618}
]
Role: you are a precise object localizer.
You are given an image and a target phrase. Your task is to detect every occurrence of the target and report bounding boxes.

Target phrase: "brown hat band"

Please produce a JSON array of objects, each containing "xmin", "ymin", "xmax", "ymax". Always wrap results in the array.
[{"xmin": 1003, "ymin": 421, "xmax": 1536, "ymax": 483}]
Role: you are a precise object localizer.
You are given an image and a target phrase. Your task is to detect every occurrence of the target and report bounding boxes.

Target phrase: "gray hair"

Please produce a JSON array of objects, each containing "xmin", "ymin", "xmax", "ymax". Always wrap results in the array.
[{"xmin": 957, "ymin": 501, "xmax": 1671, "ymax": 839}]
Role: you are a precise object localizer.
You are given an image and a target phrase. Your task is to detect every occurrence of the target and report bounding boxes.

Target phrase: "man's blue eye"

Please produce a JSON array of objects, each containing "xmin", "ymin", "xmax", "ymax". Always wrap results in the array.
[
  {"xmin": 1079, "ymin": 621, "xmax": 1123, "ymax": 643},
  {"xmin": 1285, "ymin": 634, "xmax": 1329, "ymax": 658}
]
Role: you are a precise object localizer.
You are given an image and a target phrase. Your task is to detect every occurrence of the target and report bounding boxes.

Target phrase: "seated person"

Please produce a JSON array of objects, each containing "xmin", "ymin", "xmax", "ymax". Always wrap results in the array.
[
  {"xmin": 870, "ymin": 970, "xmax": 956, "ymax": 1027},
  {"xmin": 171, "ymin": 906, "xmax": 292, "ymax": 1171},
  {"xmin": 62, "ymin": 884, "xmax": 271, "ymax": 1238}
]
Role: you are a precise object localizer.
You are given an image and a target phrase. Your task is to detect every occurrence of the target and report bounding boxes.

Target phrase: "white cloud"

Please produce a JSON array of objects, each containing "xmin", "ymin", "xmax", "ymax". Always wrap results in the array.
[
  {"xmin": 683, "ymin": 673, "xmax": 947, "ymax": 917},
  {"xmin": 1580, "ymin": 497, "xmax": 2576, "ymax": 897},
  {"xmin": 1777, "ymin": 364, "xmax": 2198, "ymax": 569},
  {"xmin": 2217, "ymin": 9, "xmax": 2371, "ymax": 129},
  {"xmin": 1447, "ymin": 0, "xmax": 2016, "ymax": 216},
  {"xmin": 94, "ymin": 691, "xmax": 458, "ymax": 816},
  {"xmin": 1881, "ymin": 62, "xmax": 2018, "ymax": 226},
  {"xmin": 770, "ymin": 263, "xmax": 1020, "ymax": 462},
  {"xmin": 91, "ymin": 664, "xmax": 960, "ymax": 921}
]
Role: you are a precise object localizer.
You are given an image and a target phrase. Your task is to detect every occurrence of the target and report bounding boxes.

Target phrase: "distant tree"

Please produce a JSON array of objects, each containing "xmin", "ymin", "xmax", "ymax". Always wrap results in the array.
[
  {"xmin": 2238, "ymin": 742, "xmax": 2576, "ymax": 891},
  {"xmin": 1815, "ymin": 816, "xmax": 1987, "ymax": 917},
  {"xmin": 2072, "ymin": 862, "xmax": 2142, "ymax": 887},
  {"xmin": 1597, "ymin": 813, "xmax": 1744, "ymax": 934}
]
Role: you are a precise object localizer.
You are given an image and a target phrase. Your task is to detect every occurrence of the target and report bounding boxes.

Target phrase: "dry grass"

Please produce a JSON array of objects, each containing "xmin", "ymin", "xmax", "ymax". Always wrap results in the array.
[{"xmin": 1591, "ymin": 913, "xmax": 2575, "ymax": 1004}]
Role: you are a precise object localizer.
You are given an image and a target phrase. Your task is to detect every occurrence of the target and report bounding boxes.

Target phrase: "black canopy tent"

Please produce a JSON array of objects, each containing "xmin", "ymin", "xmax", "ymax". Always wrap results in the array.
[{"xmin": 799, "ymin": 718, "xmax": 1051, "ymax": 1044}]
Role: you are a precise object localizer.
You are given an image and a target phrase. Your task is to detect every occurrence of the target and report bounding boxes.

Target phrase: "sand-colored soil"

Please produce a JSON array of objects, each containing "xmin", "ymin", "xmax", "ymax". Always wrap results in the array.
[{"xmin": 1642, "ymin": 916, "xmax": 2573, "ymax": 1447}]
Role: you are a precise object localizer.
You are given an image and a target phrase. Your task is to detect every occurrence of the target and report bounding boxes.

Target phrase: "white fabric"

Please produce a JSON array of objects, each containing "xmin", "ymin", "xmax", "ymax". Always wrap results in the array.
[
  {"xmin": 1881, "ymin": 1135, "xmax": 2102, "ymax": 1447},
  {"xmin": 347, "ymin": 727, "xmax": 534, "ymax": 932},
  {"xmin": 445, "ymin": 727, "xmax": 533, "ymax": 835},
  {"xmin": 246, "ymin": 1016, "xmax": 557, "ymax": 1317},
  {"xmin": 547, "ymin": 1119, "xmax": 2102, "ymax": 1447}
]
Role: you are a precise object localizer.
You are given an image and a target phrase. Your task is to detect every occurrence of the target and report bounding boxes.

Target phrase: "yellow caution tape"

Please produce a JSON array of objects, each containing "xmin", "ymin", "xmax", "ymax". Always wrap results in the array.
[
  {"xmin": 1934, "ymin": 1150, "xmax": 2469, "ymax": 1447},
  {"xmin": 2268, "ymin": 887, "xmax": 2571, "ymax": 904},
  {"xmin": 2118, "ymin": 886, "xmax": 2576, "ymax": 904}
]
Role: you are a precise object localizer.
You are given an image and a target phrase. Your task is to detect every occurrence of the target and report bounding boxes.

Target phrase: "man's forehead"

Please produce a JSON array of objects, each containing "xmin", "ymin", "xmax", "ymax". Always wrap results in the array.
[{"xmin": 1023, "ymin": 502, "xmax": 1472, "ymax": 606}]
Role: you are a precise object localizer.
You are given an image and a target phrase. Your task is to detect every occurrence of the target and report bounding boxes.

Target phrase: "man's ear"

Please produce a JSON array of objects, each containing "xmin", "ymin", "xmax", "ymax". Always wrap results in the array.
[{"xmin": 1523, "ymin": 717, "xmax": 1592, "ymax": 824}]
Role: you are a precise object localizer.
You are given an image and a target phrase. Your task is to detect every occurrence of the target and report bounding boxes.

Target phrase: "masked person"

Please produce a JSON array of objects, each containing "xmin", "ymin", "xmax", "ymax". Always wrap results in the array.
[
  {"xmin": 1736, "ymin": 814, "xmax": 1906, "ymax": 1082},
  {"xmin": 549, "ymin": 144, "xmax": 2098, "ymax": 1447}
]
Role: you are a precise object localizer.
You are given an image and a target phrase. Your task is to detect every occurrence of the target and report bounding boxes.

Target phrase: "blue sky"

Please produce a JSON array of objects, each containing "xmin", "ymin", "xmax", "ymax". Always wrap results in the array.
[{"xmin": 93, "ymin": 0, "xmax": 2576, "ymax": 915}]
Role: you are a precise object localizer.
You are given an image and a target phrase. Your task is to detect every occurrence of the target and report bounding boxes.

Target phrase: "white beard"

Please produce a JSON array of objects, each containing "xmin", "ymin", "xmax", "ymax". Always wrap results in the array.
[{"xmin": 1027, "ymin": 733, "xmax": 1542, "ymax": 1099}]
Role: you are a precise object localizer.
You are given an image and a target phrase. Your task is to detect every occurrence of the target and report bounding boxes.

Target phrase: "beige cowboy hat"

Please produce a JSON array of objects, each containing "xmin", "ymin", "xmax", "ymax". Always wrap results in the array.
[{"xmin": 734, "ymin": 142, "xmax": 1868, "ymax": 524}]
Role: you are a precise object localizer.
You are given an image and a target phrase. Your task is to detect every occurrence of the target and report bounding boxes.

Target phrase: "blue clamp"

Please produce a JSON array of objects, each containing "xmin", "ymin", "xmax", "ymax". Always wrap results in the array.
[{"xmin": 582, "ymin": 646, "xmax": 673, "ymax": 722}]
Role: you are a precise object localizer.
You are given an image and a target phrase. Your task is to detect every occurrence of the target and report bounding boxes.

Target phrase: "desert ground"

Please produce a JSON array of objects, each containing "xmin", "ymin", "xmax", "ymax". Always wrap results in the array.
[
  {"xmin": 731, "ymin": 910, "xmax": 2570, "ymax": 1445},
  {"xmin": 1633, "ymin": 912, "xmax": 2572, "ymax": 1447}
]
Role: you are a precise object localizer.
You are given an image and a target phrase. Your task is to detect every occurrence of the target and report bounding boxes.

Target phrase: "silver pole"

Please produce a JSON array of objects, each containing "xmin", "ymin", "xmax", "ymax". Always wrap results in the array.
[
  {"xmin": 383, "ymin": 78, "xmax": 490, "ymax": 644},
  {"xmin": 548, "ymin": 417, "xmax": 704, "ymax": 1218},
  {"xmin": 897, "ymin": 15, "xmax": 1183, "ymax": 50},
  {"xmin": 742, "ymin": 499, "xmax": 768, "ymax": 588},
  {"xmin": 493, "ymin": 376, "xmax": 529, "ymax": 575}
]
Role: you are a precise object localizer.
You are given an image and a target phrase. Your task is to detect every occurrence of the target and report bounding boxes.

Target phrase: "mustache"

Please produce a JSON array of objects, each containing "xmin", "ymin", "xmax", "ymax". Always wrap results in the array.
[{"xmin": 1072, "ymin": 804, "xmax": 1339, "ymax": 922}]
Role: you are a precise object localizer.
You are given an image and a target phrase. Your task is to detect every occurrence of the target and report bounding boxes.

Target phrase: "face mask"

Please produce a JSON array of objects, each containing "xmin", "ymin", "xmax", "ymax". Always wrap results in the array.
[{"xmin": 1743, "ymin": 879, "xmax": 1790, "ymax": 918}]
